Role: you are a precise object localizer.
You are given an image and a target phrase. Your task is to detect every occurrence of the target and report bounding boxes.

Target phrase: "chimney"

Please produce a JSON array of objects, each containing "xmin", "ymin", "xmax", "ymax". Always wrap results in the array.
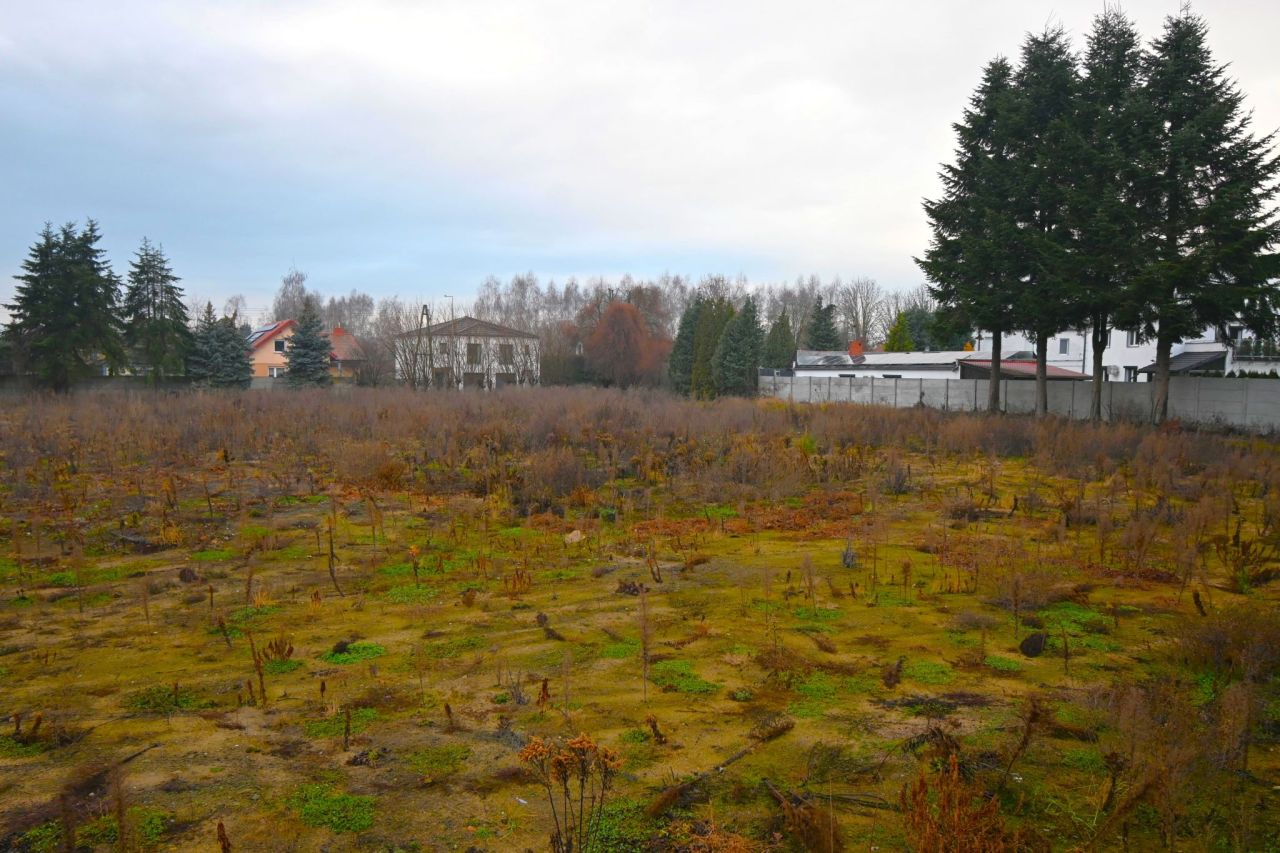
[{"xmin": 848, "ymin": 339, "xmax": 864, "ymax": 357}]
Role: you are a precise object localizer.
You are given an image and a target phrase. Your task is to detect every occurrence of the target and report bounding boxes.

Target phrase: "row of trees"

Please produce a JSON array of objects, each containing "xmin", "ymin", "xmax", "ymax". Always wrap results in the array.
[
  {"xmin": 919, "ymin": 9, "xmax": 1279, "ymax": 421},
  {"xmin": 4, "ymin": 222, "xmax": 191, "ymax": 390},
  {"xmin": 4, "ymin": 223, "xmax": 341, "ymax": 390}
]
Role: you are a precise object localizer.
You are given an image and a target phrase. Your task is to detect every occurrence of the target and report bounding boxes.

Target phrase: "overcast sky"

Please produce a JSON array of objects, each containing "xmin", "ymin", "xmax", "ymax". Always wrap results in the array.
[{"xmin": 1, "ymin": 1, "xmax": 1277, "ymax": 324}]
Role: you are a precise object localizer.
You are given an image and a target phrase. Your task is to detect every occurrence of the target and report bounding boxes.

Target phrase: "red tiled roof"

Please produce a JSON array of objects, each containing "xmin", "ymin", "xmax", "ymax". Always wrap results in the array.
[{"xmin": 329, "ymin": 327, "xmax": 366, "ymax": 362}]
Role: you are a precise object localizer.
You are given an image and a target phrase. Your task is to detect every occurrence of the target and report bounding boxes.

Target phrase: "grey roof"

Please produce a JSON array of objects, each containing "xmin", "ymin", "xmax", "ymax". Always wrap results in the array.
[
  {"xmin": 1138, "ymin": 349, "xmax": 1226, "ymax": 374},
  {"xmin": 403, "ymin": 316, "xmax": 538, "ymax": 340}
]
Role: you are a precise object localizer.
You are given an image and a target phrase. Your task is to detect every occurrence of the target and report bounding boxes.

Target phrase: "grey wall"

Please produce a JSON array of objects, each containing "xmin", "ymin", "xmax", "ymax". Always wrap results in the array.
[{"xmin": 758, "ymin": 375, "xmax": 1280, "ymax": 431}]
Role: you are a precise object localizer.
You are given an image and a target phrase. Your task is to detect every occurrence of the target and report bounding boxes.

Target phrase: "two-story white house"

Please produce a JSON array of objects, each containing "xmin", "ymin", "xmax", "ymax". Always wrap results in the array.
[{"xmin": 395, "ymin": 316, "xmax": 539, "ymax": 389}]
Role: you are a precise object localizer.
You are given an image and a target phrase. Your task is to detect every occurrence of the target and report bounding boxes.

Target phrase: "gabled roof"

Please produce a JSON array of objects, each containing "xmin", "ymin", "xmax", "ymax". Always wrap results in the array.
[
  {"xmin": 1137, "ymin": 349, "xmax": 1226, "ymax": 374},
  {"xmin": 408, "ymin": 316, "xmax": 538, "ymax": 340},
  {"xmin": 247, "ymin": 320, "xmax": 295, "ymax": 350},
  {"xmin": 329, "ymin": 327, "xmax": 366, "ymax": 362}
]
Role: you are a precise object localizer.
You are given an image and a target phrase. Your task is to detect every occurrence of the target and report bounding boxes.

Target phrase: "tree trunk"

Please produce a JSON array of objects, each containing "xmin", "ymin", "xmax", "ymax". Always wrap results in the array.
[
  {"xmin": 1090, "ymin": 317, "xmax": 1107, "ymax": 422},
  {"xmin": 1152, "ymin": 334, "xmax": 1173, "ymax": 424},
  {"xmin": 1034, "ymin": 334, "xmax": 1049, "ymax": 417},
  {"xmin": 987, "ymin": 332, "xmax": 1002, "ymax": 414}
]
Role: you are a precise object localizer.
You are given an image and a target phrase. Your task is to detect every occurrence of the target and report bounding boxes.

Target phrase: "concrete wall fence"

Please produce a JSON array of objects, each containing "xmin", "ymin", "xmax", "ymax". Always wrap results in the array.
[{"xmin": 759, "ymin": 374, "xmax": 1280, "ymax": 432}]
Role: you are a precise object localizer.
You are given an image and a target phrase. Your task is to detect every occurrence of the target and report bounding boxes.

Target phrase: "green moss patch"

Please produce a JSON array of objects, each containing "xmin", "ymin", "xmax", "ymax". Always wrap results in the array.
[
  {"xmin": 288, "ymin": 784, "xmax": 376, "ymax": 833},
  {"xmin": 407, "ymin": 743, "xmax": 470, "ymax": 781},
  {"xmin": 650, "ymin": 659, "xmax": 718, "ymax": 695},
  {"xmin": 321, "ymin": 641, "xmax": 386, "ymax": 664},
  {"xmin": 303, "ymin": 707, "xmax": 379, "ymax": 738}
]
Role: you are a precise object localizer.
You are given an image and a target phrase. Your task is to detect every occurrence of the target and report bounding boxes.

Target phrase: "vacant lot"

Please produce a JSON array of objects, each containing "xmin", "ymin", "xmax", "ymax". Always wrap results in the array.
[{"xmin": 0, "ymin": 388, "xmax": 1277, "ymax": 851}]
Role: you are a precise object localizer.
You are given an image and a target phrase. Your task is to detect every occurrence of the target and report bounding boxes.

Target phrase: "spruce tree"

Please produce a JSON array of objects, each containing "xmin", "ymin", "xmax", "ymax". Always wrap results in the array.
[
  {"xmin": 690, "ymin": 298, "xmax": 734, "ymax": 399},
  {"xmin": 712, "ymin": 297, "xmax": 763, "ymax": 396},
  {"xmin": 1126, "ymin": 11, "xmax": 1280, "ymax": 422},
  {"xmin": 1007, "ymin": 26, "xmax": 1080, "ymax": 416},
  {"xmin": 669, "ymin": 296, "xmax": 705, "ymax": 394},
  {"xmin": 285, "ymin": 303, "xmax": 332, "ymax": 387},
  {"xmin": 803, "ymin": 298, "xmax": 842, "ymax": 350},
  {"xmin": 917, "ymin": 58, "xmax": 1022, "ymax": 413},
  {"xmin": 5, "ymin": 220, "xmax": 124, "ymax": 391},
  {"xmin": 122, "ymin": 238, "xmax": 191, "ymax": 379},
  {"xmin": 884, "ymin": 312, "xmax": 916, "ymax": 352},
  {"xmin": 761, "ymin": 310, "xmax": 796, "ymax": 369},
  {"xmin": 1071, "ymin": 9, "xmax": 1149, "ymax": 421},
  {"xmin": 212, "ymin": 316, "xmax": 252, "ymax": 388},
  {"xmin": 188, "ymin": 302, "xmax": 218, "ymax": 384}
]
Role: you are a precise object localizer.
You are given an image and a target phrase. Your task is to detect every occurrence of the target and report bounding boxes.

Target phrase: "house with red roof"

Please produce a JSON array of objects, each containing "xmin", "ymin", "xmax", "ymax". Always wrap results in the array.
[{"xmin": 246, "ymin": 321, "xmax": 367, "ymax": 381}]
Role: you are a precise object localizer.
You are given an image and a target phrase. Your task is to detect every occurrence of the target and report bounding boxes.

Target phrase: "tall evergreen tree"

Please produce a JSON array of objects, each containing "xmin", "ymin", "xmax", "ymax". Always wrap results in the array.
[
  {"xmin": 122, "ymin": 238, "xmax": 191, "ymax": 379},
  {"xmin": 884, "ymin": 312, "xmax": 916, "ymax": 352},
  {"xmin": 1008, "ymin": 26, "xmax": 1080, "ymax": 416},
  {"xmin": 918, "ymin": 58, "xmax": 1022, "ymax": 413},
  {"xmin": 761, "ymin": 310, "xmax": 796, "ymax": 369},
  {"xmin": 712, "ymin": 297, "xmax": 763, "ymax": 396},
  {"xmin": 1072, "ymin": 8, "xmax": 1150, "ymax": 421},
  {"xmin": 285, "ymin": 303, "xmax": 333, "ymax": 387},
  {"xmin": 803, "ymin": 298, "xmax": 842, "ymax": 350},
  {"xmin": 668, "ymin": 296, "xmax": 705, "ymax": 394},
  {"xmin": 4, "ymin": 220, "xmax": 124, "ymax": 391},
  {"xmin": 188, "ymin": 302, "xmax": 218, "ymax": 384},
  {"xmin": 690, "ymin": 297, "xmax": 734, "ymax": 399},
  {"xmin": 1125, "ymin": 11, "xmax": 1280, "ymax": 422},
  {"xmin": 189, "ymin": 302, "xmax": 251, "ymax": 389}
]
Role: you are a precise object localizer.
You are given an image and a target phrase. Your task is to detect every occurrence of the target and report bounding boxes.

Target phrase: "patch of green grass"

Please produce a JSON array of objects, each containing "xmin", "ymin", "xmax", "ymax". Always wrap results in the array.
[
  {"xmin": 586, "ymin": 798, "xmax": 657, "ymax": 852},
  {"xmin": 601, "ymin": 638, "xmax": 640, "ymax": 659},
  {"xmin": 77, "ymin": 808, "xmax": 173, "ymax": 848},
  {"xmin": 45, "ymin": 571, "xmax": 76, "ymax": 587},
  {"xmin": 795, "ymin": 672, "xmax": 838, "ymax": 700},
  {"xmin": 321, "ymin": 641, "xmax": 386, "ymax": 665},
  {"xmin": 127, "ymin": 684, "xmax": 209, "ymax": 713},
  {"xmin": 288, "ymin": 784, "xmax": 376, "ymax": 833},
  {"xmin": 619, "ymin": 728, "xmax": 650, "ymax": 744},
  {"xmin": 228, "ymin": 604, "xmax": 281, "ymax": 628},
  {"xmin": 384, "ymin": 585, "xmax": 438, "ymax": 605},
  {"xmin": 0, "ymin": 556, "xmax": 17, "ymax": 583},
  {"xmin": 0, "ymin": 734, "xmax": 47, "ymax": 757},
  {"xmin": 424, "ymin": 635, "xmax": 483, "ymax": 659},
  {"xmin": 650, "ymin": 659, "xmax": 718, "ymax": 695},
  {"xmin": 792, "ymin": 606, "xmax": 842, "ymax": 621},
  {"xmin": 407, "ymin": 743, "xmax": 470, "ymax": 781},
  {"xmin": 1040, "ymin": 601, "xmax": 1110, "ymax": 635},
  {"xmin": 903, "ymin": 660, "xmax": 953, "ymax": 685},
  {"xmin": 191, "ymin": 548, "xmax": 236, "ymax": 561},
  {"xmin": 1062, "ymin": 747, "xmax": 1107, "ymax": 775},
  {"xmin": 302, "ymin": 707, "xmax": 379, "ymax": 738},
  {"xmin": 264, "ymin": 659, "xmax": 304, "ymax": 675},
  {"xmin": 18, "ymin": 821, "xmax": 62, "ymax": 853},
  {"xmin": 984, "ymin": 655, "xmax": 1023, "ymax": 673}
]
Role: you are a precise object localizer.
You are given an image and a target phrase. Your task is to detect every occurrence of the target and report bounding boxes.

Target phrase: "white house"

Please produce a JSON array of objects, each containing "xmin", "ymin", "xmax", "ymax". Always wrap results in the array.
[
  {"xmin": 971, "ymin": 325, "xmax": 1240, "ymax": 382},
  {"xmin": 394, "ymin": 316, "xmax": 540, "ymax": 389}
]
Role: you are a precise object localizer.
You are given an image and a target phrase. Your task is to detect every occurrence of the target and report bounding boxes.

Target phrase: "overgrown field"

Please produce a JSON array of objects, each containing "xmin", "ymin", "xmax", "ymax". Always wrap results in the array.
[{"xmin": 0, "ymin": 388, "xmax": 1278, "ymax": 852}]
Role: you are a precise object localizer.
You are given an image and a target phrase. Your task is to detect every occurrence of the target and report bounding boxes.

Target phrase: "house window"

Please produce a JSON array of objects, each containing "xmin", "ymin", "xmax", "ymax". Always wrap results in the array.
[
  {"xmin": 499, "ymin": 343, "xmax": 514, "ymax": 365},
  {"xmin": 1229, "ymin": 325, "xmax": 1243, "ymax": 342},
  {"xmin": 467, "ymin": 343, "xmax": 482, "ymax": 366},
  {"xmin": 1058, "ymin": 338, "xmax": 1070, "ymax": 355},
  {"xmin": 438, "ymin": 342, "xmax": 448, "ymax": 355},
  {"xmin": 1124, "ymin": 366, "xmax": 1138, "ymax": 382},
  {"xmin": 523, "ymin": 344, "xmax": 531, "ymax": 358},
  {"xmin": 1126, "ymin": 330, "xmax": 1140, "ymax": 347},
  {"xmin": 274, "ymin": 339, "xmax": 286, "ymax": 353},
  {"xmin": 268, "ymin": 366, "xmax": 285, "ymax": 378}
]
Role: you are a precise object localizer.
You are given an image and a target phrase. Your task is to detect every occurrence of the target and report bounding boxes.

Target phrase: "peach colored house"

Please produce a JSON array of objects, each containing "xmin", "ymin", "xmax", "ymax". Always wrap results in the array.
[{"xmin": 246, "ymin": 321, "xmax": 367, "ymax": 381}]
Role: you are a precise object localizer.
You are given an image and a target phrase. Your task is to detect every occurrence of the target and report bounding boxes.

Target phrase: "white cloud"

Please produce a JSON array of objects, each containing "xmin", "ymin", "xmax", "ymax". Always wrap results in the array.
[{"xmin": 1, "ymin": 0, "xmax": 1277, "ymax": 294}]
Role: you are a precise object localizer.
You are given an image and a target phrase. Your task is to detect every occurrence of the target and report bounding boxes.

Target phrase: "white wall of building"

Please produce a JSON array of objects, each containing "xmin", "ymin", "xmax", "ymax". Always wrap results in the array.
[{"xmin": 973, "ymin": 326, "xmax": 1229, "ymax": 382}]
